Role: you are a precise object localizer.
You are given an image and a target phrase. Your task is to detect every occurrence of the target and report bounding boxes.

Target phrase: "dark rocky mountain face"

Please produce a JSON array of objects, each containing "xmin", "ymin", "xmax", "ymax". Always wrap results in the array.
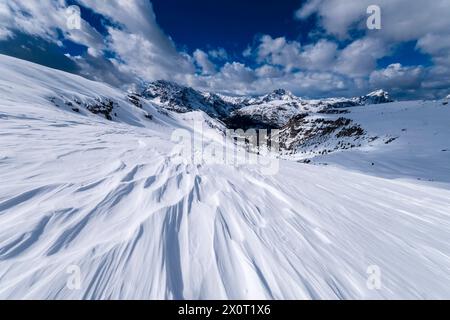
[
  {"xmin": 277, "ymin": 113, "xmax": 368, "ymax": 156},
  {"xmin": 141, "ymin": 80, "xmax": 237, "ymax": 118}
]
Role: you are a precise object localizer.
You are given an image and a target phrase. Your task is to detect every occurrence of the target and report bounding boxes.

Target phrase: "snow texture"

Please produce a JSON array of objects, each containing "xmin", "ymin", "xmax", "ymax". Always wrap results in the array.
[{"xmin": 0, "ymin": 55, "xmax": 450, "ymax": 299}]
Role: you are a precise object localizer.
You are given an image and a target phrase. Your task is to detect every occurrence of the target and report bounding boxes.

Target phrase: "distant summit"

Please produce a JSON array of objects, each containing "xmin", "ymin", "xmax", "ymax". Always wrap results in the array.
[
  {"xmin": 261, "ymin": 89, "xmax": 296, "ymax": 102},
  {"xmin": 142, "ymin": 80, "xmax": 236, "ymax": 117},
  {"xmin": 361, "ymin": 89, "xmax": 393, "ymax": 105},
  {"xmin": 141, "ymin": 80, "xmax": 394, "ymax": 128}
]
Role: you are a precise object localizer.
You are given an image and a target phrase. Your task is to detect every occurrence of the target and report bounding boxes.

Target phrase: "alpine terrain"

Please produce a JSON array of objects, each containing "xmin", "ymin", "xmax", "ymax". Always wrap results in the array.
[{"xmin": 1, "ymin": 54, "xmax": 450, "ymax": 299}]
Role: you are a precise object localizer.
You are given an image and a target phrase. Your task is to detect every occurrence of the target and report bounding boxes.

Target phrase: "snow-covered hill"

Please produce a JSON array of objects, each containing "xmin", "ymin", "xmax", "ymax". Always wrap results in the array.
[{"xmin": 1, "ymin": 54, "xmax": 450, "ymax": 299}]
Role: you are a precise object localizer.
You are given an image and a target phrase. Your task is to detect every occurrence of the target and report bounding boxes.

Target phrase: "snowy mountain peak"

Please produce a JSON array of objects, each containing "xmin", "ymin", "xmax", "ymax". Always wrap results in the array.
[
  {"xmin": 141, "ymin": 80, "xmax": 236, "ymax": 118},
  {"xmin": 262, "ymin": 89, "xmax": 296, "ymax": 102},
  {"xmin": 143, "ymin": 80, "xmax": 193, "ymax": 99},
  {"xmin": 139, "ymin": 80, "xmax": 396, "ymax": 129},
  {"xmin": 367, "ymin": 89, "xmax": 389, "ymax": 97},
  {"xmin": 361, "ymin": 89, "xmax": 393, "ymax": 105}
]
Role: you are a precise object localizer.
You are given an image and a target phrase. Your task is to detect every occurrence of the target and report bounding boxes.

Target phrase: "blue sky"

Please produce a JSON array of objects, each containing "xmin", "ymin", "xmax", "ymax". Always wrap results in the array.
[
  {"xmin": 0, "ymin": 0, "xmax": 449, "ymax": 99},
  {"xmin": 151, "ymin": 0, "xmax": 314, "ymax": 53},
  {"xmin": 151, "ymin": 0, "xmax": 431, "ymax": 69}
]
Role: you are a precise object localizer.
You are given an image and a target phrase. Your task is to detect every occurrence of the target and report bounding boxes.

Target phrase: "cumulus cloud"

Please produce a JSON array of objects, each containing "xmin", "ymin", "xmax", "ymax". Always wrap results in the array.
[
  {"xmin": 0, "ymin": 27, "xmax": 12, "ymax": 40},
  {"xmin": 0, "ymin": 0, "xmax": 359, "ymax": 98},
  {"xmin": 240, "ymin": 34, "xmax": 386, "ymax": 93},
  {"xmin": 79, "ymin": 0, "xmax": 196, "ymax": 81},
  {"xmin": 251, "ymin": 36, "xmax": 337, "ymax": 73},
  {"xmin": 255, "ymin": 35, "xmax": 302, "ymax": 71},
  {"xmin": 295, "ymin": 0, "xmax": 450, "ymax": 98},
  {"xmin": 0, "ymin": 0, "xmax": 196, "ymax": 87},
  {"xmin": 370, "ymin": 64, "xmax": 424, "ymax": 90},
  {"xmin": 0, "ymin": 0, "xmax": 105, "ymax": 56},
  {"xmin": 0, "ymin": 0, "xmax": 448, "ymax": 98},
  {"xmin": 193, "ymin": 49, "xmax": 216, "ymax": 75},
  {"xmin": 335, "ymin": 37, "xmax": 387, "ymax": 78},
  {"xmin": 294, "ymin": 0, "xmax": 322, "ymax": 20},
  {"xmin": 299, "ymin": 40, "xmax": 338, "ymax": 71},
  {"xmin": 248, "ymin": 35, "xmax": 384, "ymax": 80},
  {"xmin": 417, "ymin": 33, "xmax": 450, "ymax": 68},
  {"xmin": 220, "ymin": 62, "xmax": 256, "ymax": 82},
  {"xmin": 295, "ymin": 0, "xmax": 450, "ymax": 42},
  {"xmin": 255, "ymin": 65, "xmax": 284, "ymax": 78}
]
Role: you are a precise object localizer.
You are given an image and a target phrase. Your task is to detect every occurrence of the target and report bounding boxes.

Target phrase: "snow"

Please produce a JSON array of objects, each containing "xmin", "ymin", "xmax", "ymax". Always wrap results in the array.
[
  {"xmin": 234, "ymin": 99, "xmax": 307, "ymax": 128},
  {"xmin": 366, "ymin": 89, "xmax": 388, "ymax": 97},
  {"xmin": 307, "ymin": 101, "xmax": 450, "ymax": 185},
  {"xmin": 1, "ymin": 54, "xmax": 450, "ymax": 299},
  {"xmin": 231, "ymin": 90, "xmax": 393, "ymax": 129},
  {"xmin": 142, "ymin": 80, "xmax": 237, "ymax": 118}
]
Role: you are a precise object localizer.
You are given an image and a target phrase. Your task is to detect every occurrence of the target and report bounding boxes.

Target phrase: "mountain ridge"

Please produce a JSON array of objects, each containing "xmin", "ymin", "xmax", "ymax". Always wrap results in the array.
[{"xmin": 139, "ymin": 80, "xmax": 393, "ymax": 128}]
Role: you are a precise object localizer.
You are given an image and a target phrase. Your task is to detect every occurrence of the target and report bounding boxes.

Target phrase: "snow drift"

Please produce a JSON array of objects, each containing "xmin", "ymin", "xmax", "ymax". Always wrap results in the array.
[{"xmin": 0, "ymin": 55, "xmax": 450, "ymax": 299}]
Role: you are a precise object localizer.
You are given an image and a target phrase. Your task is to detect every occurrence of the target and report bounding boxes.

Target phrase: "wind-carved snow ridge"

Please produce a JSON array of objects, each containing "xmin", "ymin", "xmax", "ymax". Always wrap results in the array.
[{"xmin": 0, "ymin": 54, "xmax": 450, "ymax": 299}]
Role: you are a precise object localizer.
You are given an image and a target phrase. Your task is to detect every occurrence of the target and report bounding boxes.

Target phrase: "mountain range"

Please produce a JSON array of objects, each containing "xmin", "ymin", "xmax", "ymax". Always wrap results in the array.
[{"xmin": 141, "ymin": 80, "xmax": 393, "ymax": 129}]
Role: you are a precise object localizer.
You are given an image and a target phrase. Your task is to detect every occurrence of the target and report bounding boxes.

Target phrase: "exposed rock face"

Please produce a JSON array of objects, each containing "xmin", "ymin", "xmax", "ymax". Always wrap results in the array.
[
  {"xmin": 141, "ymin": 80, "xmax": 236, "ymax": 118},
  {"xmin": 49, "ymin": 96, "xmax": 119, "ymax": 121},
  {"xmin": 277, "ymin": 114, "xmax": 366, "ymax": 154},
  {"xmin": 127, "ymin": 94, "xmax": 143, "ymax": 109},
  {"xmin": 85, "ymin": 98, "xmax": 116, "ymax": 120}
]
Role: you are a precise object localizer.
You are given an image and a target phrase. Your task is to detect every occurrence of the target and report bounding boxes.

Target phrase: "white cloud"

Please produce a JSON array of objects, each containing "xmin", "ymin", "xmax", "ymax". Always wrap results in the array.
[
  {"xmin": 208, "ymin": 48, "xmax": 228, "ymax": 60},
  {"xmin": 0, "ymin": 0, "xmax": 196, "ymax": 87},
  {"xmin": 416, "ymin": 33, "xmax": 450, "ymax": 69},
  {"xmin": 255, "ymin": 65, "xmax": 283, "ymax": 78},
  {"xmin": 242, "ymin": 46, "xmax": 252, "ymax": 58},
  {"xmin": 299, "ymin": 40, "xmax": 338, "ymax": 71},
  {"xmin": 1, "ymin": 0, "xmax": 448, "ymax": 99},
  {"xmin": 186, "ymin": 62, "xmax": 257, "ymax": 96},
  {"xmin": 0, "ymin": 0, "xmax": 106, "ymax": 55},
  {"xmin": 79, "ymin": 0, "xmax": 196, "ymax": 81},
  {"xmin": 421, "ymin": 65, "xmax": 450, "ymax": 99},
  {"xmin": 256, "ymin": 35, "xmax": 302, "ymax": 71},
  {"xmin": 220, "ymin": 62, "xmax": 256, "ymax": 83},
  {"xmin": 294, "ymin": 0, "xmax": 450, "ymax": 98},
  {"xmin": 251, "ymin": 35, "xmax": 384, "ymax": 80},
  {"xmin": 193, "ymin": 49, "xmax": 216, "ymax": 75},
  {"xmin": 296, "ymin": 0, "xmax": 365, "ymax": 39},
  {"xmin": 370, "ymin": 63, "xmax": 424, "ymax": 90},
  {"xmin": 0, "ymin": 26, "xmax": 12, "ymax": 40},
  {"xmin": 335, "ymin": 37, "xmax": 387, "ymax": 77},
  {"xmin": 294, "ymin": 0, "xmax": 323, "ymax": 20},
  {"xmin": 296, "ymin": 0, "xmax": 450, "ymax": 41}
]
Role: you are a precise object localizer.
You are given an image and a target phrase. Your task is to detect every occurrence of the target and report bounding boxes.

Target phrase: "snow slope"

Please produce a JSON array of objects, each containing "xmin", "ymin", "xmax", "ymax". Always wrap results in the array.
[
  {"xmin": 292, "ymin": 100, "xmax": 450, "ymax": 186},
  {"xmin": 1, "ymin": 55, "xmax": 450, "ymax": 299}
]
